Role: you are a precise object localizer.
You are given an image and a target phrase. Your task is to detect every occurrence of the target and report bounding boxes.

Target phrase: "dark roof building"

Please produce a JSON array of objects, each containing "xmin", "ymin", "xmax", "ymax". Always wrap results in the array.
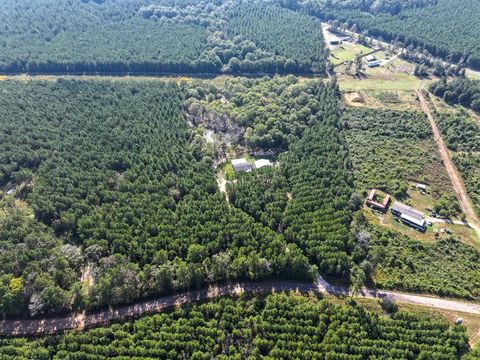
[{"xmin": 231, "ymin": 158, "xmax": 254, "ymax": 172}]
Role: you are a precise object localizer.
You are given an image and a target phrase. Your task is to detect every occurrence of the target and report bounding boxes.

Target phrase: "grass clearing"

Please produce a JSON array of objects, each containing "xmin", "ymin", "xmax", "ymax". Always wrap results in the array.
[
  {"xmin": 338, "ymin": 74, "xmax": 423, "ymax": 91},
  {"xmin": 343, "ymin": 109, "xmax": 453, "ymax": 200},
  {"xmin": 337, "ymin": 56, "xmax": 432, "ymax": 91},
  {"xmin": 330, "ymin": 42, "xmax": 372, "ymax": 65}
]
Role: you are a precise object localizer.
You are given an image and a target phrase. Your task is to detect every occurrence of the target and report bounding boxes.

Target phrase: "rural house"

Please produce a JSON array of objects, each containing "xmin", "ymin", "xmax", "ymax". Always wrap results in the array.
[
  {"xmin": 391, "ymin": 201, "xmax": 427, "ymax": 232},
  {"xmin": 231, "ymin": 158, "xmax": 254, "ymax": 172}
]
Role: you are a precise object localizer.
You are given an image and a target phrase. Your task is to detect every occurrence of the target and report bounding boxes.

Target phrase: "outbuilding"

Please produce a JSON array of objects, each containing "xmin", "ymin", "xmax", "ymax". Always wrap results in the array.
[
  {"xmin": 367, "ymin": 60, "xmax": 381, "ymax": 68},
  {"xmin": 366, "ymin": 189, "xmax": 391, "ymax": 213},
  {"xmin": 416, "ymin": 183, "xmax": 427, "ymax": 191},
  {"xmin": 231, "ymin": 158, "xmax": 254, "ymax": 172},
  {"xmin": 254, "ymin": 159, "xmax": 272, "ymax": 169}
]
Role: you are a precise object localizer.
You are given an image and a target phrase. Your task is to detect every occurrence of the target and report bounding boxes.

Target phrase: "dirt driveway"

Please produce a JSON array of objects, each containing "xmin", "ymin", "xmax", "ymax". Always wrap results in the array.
[{"xmin": 417, "ymin": 90, "xmax": 479, "ymax": 232}]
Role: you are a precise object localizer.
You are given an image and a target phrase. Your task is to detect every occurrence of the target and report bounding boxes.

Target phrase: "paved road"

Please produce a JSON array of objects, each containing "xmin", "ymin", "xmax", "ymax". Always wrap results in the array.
[
  {"xmin": 417, "ymin": 90, "xmax": 480, "ymax": 231},
  {"xmin": 2, "ymin": 279, "xmax": 480, "ymax": 336}
]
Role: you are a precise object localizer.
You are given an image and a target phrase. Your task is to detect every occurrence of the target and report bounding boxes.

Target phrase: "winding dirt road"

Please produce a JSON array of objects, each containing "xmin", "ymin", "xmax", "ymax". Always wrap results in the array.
[
  {"xmin": 417, "ymin": 90, "xmax": 479, "ymax": 231},
  {"xmin": 2, "ymin": 279, "xmax": 480, "ymax": 337}
]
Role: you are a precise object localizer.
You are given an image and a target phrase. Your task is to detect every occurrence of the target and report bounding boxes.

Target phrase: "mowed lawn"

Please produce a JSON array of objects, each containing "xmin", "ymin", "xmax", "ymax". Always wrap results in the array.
[
  {"xmin": 337, "ymin": 57, "xmax": 431, "ymax": 91},
  {"xmin": 330, "ymin": 43, "xmax": 372, "ymax": 65}
]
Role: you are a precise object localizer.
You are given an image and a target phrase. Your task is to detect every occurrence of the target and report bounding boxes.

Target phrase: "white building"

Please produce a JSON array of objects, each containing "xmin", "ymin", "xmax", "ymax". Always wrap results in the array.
[
  {"xmin": 254, "ymin": 159, "xmax": 272, "ymax": 169},
  {"xmin": 416, "ymin": 184, "xmax": 427, "ymax": 191}
]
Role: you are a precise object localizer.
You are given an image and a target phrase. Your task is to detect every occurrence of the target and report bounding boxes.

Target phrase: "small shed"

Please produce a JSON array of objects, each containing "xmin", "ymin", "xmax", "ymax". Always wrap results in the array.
[
  {"xmin": 330, "ymin": 40, "xmax": 341, "ymax": 46},
  {"xmin": 416, "ymin": 183, "xmax": 427, "ymax": 191},
  {"xmin": 366, "ymin": 54, "xmax": 377, "ymax": 62},
  {"xmin": 367, "ymin": 60, "xmax": 381, "ymax": 68},
  {"xmin": 231, "ymin": 158, "xmax": 254, "ymax": 172},
  {"xmin": 254, "ymin": 159, "xmax": 272, "ymax": 169}
]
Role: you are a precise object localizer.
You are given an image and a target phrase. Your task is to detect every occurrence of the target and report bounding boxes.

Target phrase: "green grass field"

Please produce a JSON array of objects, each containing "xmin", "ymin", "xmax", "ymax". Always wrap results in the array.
[
  {"xmin": 337, "ymin": 56, "xmax": 430, "ymax": 91},
  {"xmin": 330, "ymin": 43, "xmax": 372, "ymax": 65}
]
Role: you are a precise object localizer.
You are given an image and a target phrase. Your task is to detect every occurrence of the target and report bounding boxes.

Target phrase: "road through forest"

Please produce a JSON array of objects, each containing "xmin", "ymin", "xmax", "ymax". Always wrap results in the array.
[
  {"xmin": 417, "ymin": 90, "xmax": 479, "ymax": 231},
  {"xmin": 2, "ymin": 279, "xmax": 480, "ymax": 336}
]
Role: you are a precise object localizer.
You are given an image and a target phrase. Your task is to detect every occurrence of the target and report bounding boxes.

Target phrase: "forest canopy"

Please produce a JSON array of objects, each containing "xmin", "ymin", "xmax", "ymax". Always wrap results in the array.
[
  {"xmin": 430, "ymin": 78, "xmax": 480, "ymax": 113},
  {"xmin": 0, "ymin": 79, "xmax": 318, "ymax": 317},
  {"xmin": 0, "ymin": 0, "xmax": 327, "ymax": 75}
]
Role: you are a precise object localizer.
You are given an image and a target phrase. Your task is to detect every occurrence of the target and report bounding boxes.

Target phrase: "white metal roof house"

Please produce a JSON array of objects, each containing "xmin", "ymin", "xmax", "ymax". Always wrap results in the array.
[
  {"xmin": 254, "ymin": 159, "xmax": 272, "ymax": 169},
  {"xmin": 390, "ymin": 201, "xmax": 427, "ymax": 231},
  {"xmin": 231, "ymin": 158, "xmax": 254, "ymax": 172}
]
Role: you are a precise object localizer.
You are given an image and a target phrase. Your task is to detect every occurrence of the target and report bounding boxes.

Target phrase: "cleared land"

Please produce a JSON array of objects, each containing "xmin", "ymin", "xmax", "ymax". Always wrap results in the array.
[
  {"xmin": 343, "ymin": 89, "xmax": 420, "ymax": 111},
  {"xmin": 330, "ymin": 43, "xmax": 372, "ymax": 65}
]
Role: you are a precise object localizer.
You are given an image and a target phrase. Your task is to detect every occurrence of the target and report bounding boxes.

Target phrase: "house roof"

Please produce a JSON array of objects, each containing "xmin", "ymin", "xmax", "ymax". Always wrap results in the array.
[
  {"xmin": 401, "ymin": 213, "xmax": 427, "ymax": 227},
  {"xmin": 231, "ymin": 158, "xmax": 253, "ymax": 171},
  {"xmin": 367, "ymin": 189, "xmax": 376, "ymax": 201},
  {"xmin": 254, "ymin": 159, "xmax": 272, "ymax": 169},
  {"xmin": 391, "ymin": 201, "xmax": 424, "ymax": 220}
]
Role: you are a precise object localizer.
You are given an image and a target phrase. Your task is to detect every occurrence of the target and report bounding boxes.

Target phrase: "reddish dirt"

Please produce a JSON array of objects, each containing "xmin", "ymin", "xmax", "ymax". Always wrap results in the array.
[{"xmin": 417, "ymin": 90, "xmax": 479, "ymax": 228}]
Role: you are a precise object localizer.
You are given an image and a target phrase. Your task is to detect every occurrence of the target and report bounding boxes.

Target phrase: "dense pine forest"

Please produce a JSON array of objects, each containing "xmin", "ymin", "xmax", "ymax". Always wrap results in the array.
[
  {"xmin": 0, "ymin": 80, "xmax": 319, "ymax": 317},
  {"xmin": 227, "ymin": 167, "xmax": 289, "ymax": 231},
  {"xmin": 0, "ymin": 0, "xmax": 327, "ymax": 75},
  {"xmin": 0, "ymin": 293, "xmax": 470, "ymax": 359},
  {"xmin": 0, "ymin": 77, "xmax": 367, "ymax": 318},
  {"xmin": 226, "ymin": 2, "xmax": 327, "ymax": 74}
]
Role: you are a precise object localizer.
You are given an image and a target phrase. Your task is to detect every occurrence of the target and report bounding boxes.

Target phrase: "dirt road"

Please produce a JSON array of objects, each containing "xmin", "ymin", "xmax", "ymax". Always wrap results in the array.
[
  {"xmin": 417, "ymin": 90, "xmax": 479, "ymax": 229},
  {"xmin": 317, "ymin": 276, "xmax": 480, "ymax": 315},
  {"xmin": 2, "ymin": 279, "xmax": 480, "ymax": 336}
]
